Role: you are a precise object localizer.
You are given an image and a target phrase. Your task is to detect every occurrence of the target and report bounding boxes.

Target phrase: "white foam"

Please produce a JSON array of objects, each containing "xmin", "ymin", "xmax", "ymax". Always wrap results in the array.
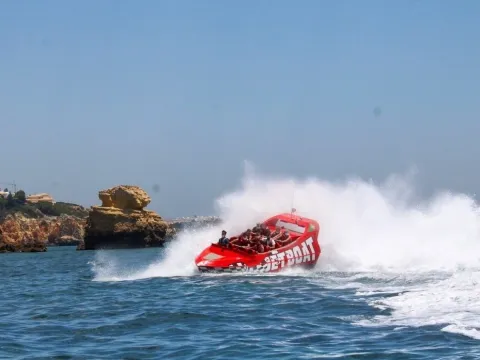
[
  {"xmin": 352, "ymin": 270, "xmax": 480, "ymax": 340},
  {"xmin": 91, "ymin": 162, "xmax": 480, "ymax": 339}
]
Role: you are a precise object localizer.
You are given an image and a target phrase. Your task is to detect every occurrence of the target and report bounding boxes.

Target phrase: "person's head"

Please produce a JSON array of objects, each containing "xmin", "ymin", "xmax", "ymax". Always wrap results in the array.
[{"xmin": 221, "ymin": 230, "xmax": 227, "ymax": 237}]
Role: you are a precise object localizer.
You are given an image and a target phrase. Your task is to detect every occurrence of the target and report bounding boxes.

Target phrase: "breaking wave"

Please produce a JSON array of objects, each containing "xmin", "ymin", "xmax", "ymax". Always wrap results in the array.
[{"xmin": 91, "ymin": 162, "xmax": 480, "ymax": 339}]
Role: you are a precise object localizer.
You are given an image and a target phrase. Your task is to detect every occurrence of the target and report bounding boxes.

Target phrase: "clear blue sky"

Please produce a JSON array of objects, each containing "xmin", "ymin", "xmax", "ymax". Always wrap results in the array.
[{"xmin": 1, "ymin": 0, "xmax": 479, "ymax": 218}]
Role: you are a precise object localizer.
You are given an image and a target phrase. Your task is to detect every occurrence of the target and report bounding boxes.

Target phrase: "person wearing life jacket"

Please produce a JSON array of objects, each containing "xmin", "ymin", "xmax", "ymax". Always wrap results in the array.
[{"xmin": 218, "ymin": 230, "xmax": 229, "ymax": 247}]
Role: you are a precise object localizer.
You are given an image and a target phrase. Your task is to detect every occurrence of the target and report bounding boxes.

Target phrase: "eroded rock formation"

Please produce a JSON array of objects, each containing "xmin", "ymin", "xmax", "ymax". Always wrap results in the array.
[
  {"xmin": 0, "ymin": 214, "xmax": 86, "ymax": 252},
  {"xmin": 47, "ymin": 215, "xmax": 86, "ymax": 246},
  {"xmin": 79, "ymin": 185, "xmax": 176, "ymax": 250}
]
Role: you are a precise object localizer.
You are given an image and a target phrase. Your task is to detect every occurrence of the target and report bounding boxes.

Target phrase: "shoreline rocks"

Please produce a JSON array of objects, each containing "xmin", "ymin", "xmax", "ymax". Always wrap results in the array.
[
  {"xmin": 0, "ymin": 185, "xmax": 222, "ymax": 253},
  {"xmin": 78, "ymin": 185, "xmax": 176, "ymax": 250},
  {"xmin": 0, "ymin": 213, "xmax": 85, "ymax": 253}
]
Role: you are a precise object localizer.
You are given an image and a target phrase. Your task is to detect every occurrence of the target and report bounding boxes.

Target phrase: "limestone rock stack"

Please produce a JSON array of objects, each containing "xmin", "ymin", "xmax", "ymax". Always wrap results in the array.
[{"xmin": 79, "ymin": 185, "xmax": 176, "ymax": 250}]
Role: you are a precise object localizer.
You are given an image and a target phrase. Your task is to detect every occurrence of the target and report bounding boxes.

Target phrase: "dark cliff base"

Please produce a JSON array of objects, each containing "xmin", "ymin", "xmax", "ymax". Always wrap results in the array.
[
  {"xmin": 81, "ymin": 230, "xmax": 168, "ymax": 250},
  {"xmin": 80, "ymin": 216, "xmax": 221, "ymax": 250},
  {"xmin": 0, "ymin": 243, "xmax": 47, "ymax": 253}
]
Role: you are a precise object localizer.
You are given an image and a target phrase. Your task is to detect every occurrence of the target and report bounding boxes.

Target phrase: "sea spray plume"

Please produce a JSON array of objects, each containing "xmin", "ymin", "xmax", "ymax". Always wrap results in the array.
[
  {"xmin": 143, "ymin": 224, "xmax": 221, "ymax": 277},
  {"xmin": 89, "ymin": 165, "xmax": 480, "ymax": 341},
  {"xmin": 378, "ymin": 165, "xmax": 419, "ymax": 208},
  {"xmin": 215, "ymin": 166, "xmax": 480, "ymax": 273},
  {"xmin": 91, "ymin": 224, "xmax": 221, "ymax": 281},
  {"xmin": 91, "ymin": 251, "xmax": 126, "ymax": 282},
  {"xmin": 93, "ymin": 164, "xmax": 480, "ymax": 281}
]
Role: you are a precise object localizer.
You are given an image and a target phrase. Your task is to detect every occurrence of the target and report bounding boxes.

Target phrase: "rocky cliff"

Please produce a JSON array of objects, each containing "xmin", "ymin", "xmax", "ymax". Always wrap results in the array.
[
  {"xmin": 0, "ymin": 213, "xmax": 86, "ymax": 253},
  {"xmin": 78, "ymin": 185, "xmax": 176, "ymax": 250}
]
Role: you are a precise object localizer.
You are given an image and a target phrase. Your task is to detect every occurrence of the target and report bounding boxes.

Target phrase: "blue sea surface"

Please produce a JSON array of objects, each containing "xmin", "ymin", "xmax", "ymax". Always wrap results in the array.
[{"xmin": 1, "ymin": 246, "xmax": 479, "ymax": 359}]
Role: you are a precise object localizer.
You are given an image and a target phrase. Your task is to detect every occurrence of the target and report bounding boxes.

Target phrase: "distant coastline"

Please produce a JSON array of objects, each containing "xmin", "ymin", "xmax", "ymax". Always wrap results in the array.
[
  {"xmin": 0, "ymin": 187, "xmax": 221, "ymax": 253},
  {"xmin": 0, "ymin": 188, "xmax": 89, "ymax": 219}
]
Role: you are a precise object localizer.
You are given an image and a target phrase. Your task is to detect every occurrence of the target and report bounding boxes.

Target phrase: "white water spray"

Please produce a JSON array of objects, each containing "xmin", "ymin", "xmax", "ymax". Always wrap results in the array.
[{"xmin": 91, "ymin": 163, "xmax": 480, "ymax": 339}]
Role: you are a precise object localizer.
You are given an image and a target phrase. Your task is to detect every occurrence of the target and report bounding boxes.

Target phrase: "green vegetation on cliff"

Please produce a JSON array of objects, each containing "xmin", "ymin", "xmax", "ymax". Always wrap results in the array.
[
  {"xmin": 34, "ymin": 202, "xmax": 89, "ymax": 218},
  {"xmin": 0, "ymin": 190, "xmax": 89, "ymax": 220}
]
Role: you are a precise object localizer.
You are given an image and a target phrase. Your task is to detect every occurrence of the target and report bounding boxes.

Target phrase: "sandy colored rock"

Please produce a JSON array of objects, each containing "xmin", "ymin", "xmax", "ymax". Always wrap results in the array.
[
  {"xmin": 98, "ymin": 185, "xmax": 151, "ymax": 210},
  {"xmin": 98, "ymin": 191, "xmax": 113, "ymax": 207},
  {"xmin": 79, "ymin": 185, "xmax": 175, "ymax": 250},
  {"xmin": 0, "ymin": 213, "xmax": 85, "ymax": 252},
  {"xmin": 47, "ymin": 215, "xmax": 86, "ymax": 246}
]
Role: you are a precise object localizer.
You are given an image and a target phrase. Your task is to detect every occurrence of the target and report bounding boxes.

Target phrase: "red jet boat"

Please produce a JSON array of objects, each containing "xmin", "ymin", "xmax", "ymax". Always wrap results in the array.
[{"xmin": 194, "ymin": 212, "xmax": 321, "ymax": 273}]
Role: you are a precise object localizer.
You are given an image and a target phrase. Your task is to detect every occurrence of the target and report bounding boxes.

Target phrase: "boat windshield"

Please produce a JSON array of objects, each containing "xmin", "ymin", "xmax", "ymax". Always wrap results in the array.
[{"xmin": 274, "ymin": 220, "xmax": 305, "ymax": 234}]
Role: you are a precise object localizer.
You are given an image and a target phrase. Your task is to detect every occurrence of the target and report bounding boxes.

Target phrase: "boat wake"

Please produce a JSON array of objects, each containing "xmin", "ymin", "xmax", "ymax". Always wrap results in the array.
[{"xmin": 91, "ymin": 163, "xmax": 480, "ymax": 340}]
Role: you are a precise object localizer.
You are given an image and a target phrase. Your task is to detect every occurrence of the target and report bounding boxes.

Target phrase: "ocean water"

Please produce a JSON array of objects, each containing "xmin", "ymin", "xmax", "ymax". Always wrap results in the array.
[
  {"xmin": 1, "ymin": 247, "xmax": 479, "ymax": 360},
  {"xmin": 2, "ymin": 168, "xmax": 480, "ymax": 359}
]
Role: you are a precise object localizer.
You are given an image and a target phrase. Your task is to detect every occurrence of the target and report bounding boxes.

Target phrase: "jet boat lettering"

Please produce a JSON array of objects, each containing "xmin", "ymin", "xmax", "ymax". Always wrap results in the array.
[{"xmin": 251, "ymin": 237, "xmax": 316, "ymax": 272}]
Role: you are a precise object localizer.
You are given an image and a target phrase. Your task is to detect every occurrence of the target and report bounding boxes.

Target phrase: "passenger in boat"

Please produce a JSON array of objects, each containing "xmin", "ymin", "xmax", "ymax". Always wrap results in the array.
[
  {"xmin": 275, "ymin": 227, "xmax": 291, "ymax": 246},
  {"xmin": 231, "ymin": 229, "xmax": 257, "ymax": 251},
  {"xmin": 271, "ymin": 226, "xmax": 281, "ymax": 239},
  {"xmin": 262, "ymin": 227, "xmax": 271, "ymax": 237},
  {"xmin": 229, "ymin": 230, "xmax": 246, "ymax": 246},
  {"xmin": 218, "ymin": 230, "xmax": 229, "ymax": 246},
  {"xmin": 252, "ymin": 223, "xmax": 263, "ymax": 234},
  {"xmin": 237, "ymin": 228, "xmax": 261, "ymax": 251},
  {"xmin": 249, "ymin": 229, "xmax": 262, "ymax": 242},
  {"xmin": 260, "ymin": 235, "xmax": 275, "ymax": 251},
  {"xmin": 231, "ymin": 235, "xmax": 248, "ymax": 247},
  {"xmin": 241, "ymin": 228, "xmax": 252, "ymax": 239},
  {"xmin": 267, "ymin": 236, "xmax": 276, "ymax": 248},
  {"xmin": 270, "ymin": 226, "xmax": 283, "ymax": 241},
  {"xmin": 228, "ymin": 238, "xmax": 240, "ymax": 247},
  {"xmin": 247, "ymin": 233, "xmax": 262, "ymax": 249},
  {"xmin": 282, "ymin": 229, "xmax": 291, "ymax": 241},
  {"xmin": 252, "ymin": 223, "xmax": 269, "ymax": 235},
  {"xmin": 255, "ymin": 241, "xmax": 265, "ymax": 253}
]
